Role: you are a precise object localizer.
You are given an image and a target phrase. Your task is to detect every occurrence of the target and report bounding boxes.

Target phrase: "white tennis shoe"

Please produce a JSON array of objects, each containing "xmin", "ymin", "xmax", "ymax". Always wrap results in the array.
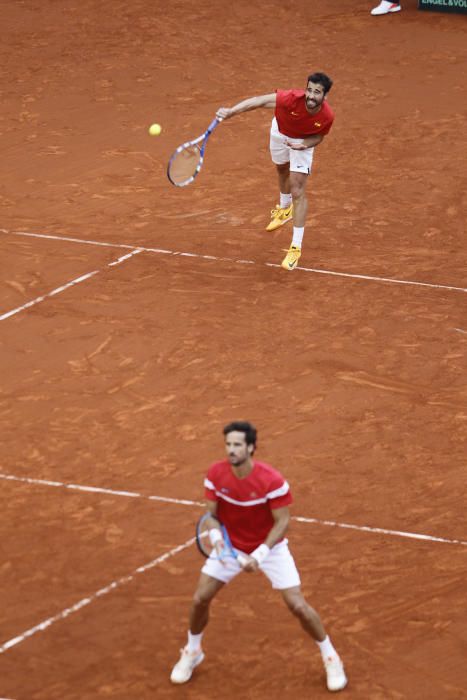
[
  {"xmin": 371, "ymin": 1, "xmax": 402, "ymax": 14},
  {"xmin": 170, "ymin": 646, "xmax": 205, "ymax": 684},
  {"xmin": 323, "ymin": 655, "xmax": 348, "ymax": 692}
]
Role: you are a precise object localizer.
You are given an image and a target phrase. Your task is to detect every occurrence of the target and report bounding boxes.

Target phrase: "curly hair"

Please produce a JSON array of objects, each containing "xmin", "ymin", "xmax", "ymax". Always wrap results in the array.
[
  {"xmin": 223, "ymin": 421, "xmax": 257, "ymax": 449},
  {"xmin": 307, "ymin": 72, "xmax": 333, "ymax": 94}
]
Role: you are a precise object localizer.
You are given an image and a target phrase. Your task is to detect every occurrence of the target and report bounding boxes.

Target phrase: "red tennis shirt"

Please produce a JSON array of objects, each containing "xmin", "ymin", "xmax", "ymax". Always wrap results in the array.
[
  {"xmin": 204, "ymin": 459, "xmax": 293, "ymax": 553},
  {"xmin": 275, "ymin": 89, "xmax": 334, "ymax": 139}
]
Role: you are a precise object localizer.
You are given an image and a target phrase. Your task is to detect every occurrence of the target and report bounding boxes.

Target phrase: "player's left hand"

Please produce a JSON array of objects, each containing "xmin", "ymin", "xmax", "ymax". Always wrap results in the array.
[
  {"xmin": 286, "ymin": 139, "xmax": 308, "ymax": 151},
  {"xmin": 240, "ymin": 555, "xmax": 260, "ymax": 573}
]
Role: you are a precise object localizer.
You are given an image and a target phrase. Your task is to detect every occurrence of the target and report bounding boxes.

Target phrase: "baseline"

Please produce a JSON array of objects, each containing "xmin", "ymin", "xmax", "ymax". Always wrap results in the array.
[{"xmin": 2, "ymin": 228, "xmax": 466, "ymax": 294}]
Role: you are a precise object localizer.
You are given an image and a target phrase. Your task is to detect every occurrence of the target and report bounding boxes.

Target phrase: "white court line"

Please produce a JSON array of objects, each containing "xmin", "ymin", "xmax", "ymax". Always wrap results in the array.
[
  {"xmin": 0, "ymin": 473, "xmax": 203, "ymax": 507},
  {"xmin": 0, "ymin": 536, "xmax": 196, "ymax": 654},
  {"xmin": 0, "ymin": 248, "xmax": 143, "ymax": 321},
  {"xmin": 0, "ymin": 271, "xmax": 99, "ymax": 321},
  {"xmin": 293, "ymin": 516, "xmax": 467, "ymax": 546},
  {"xmin": 453, "ymin": 328, "xmax": 467, "ymax": 335},
  {"xmin": 2, "ymin": 228, "xmax": 466, "ymax": 294},
  {"xmin": 1, "ymin": 472, "xmax": 466, "ymax": 547}
]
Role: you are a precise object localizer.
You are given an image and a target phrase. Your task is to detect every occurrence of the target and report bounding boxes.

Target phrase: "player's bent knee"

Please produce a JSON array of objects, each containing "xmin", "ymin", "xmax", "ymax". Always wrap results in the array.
[
  {"xmin": 192, "ymin": 578, "xmax": 222, "ymax": 608},
  {"xmin": 284, "ymin": 593, "xmax": 308, "ymax": 618},
  {"xmin": 192, "ymin": 589, "xmax": 214, "ymax": 608},
  {"xmin": 293, "ymin": 601, "xmax": 309, "ymax": 618}
]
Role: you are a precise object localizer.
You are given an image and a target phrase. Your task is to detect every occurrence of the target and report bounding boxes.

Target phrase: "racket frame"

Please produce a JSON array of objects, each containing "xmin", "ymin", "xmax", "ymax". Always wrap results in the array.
[
  {"xmin": 196, "ymin": 512, "xmax": 247, "ymax": 566},
  {"xmin": 167, "ymin": 117, "xmax": 222, "ymax": 187}
]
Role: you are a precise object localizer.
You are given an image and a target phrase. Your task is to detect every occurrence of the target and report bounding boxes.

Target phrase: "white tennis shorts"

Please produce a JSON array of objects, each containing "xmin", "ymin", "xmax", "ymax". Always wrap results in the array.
[
  {"xmin": 269, "ymin": 117, "xmax": 315, "ymax": 175},
  {"xmin": 201, "ymin": 539, "xmax": 301, "ymax": 590}
]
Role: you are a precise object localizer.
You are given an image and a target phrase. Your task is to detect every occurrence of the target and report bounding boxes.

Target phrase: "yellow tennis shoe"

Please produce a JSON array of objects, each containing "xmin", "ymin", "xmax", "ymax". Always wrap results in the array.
[
  {"xmin": 281, "ymin": 245, "xmax": 301, "ymax": 271},
  {"xmin": 266, "ymin": 203, "xmax": 293, "ymax": 231}
]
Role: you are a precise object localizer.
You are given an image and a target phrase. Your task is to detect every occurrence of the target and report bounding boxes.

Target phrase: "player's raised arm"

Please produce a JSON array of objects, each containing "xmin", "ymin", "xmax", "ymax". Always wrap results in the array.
[{"xmin": 216, "ymin": 93, "xmax": 276, "ymax": 120}]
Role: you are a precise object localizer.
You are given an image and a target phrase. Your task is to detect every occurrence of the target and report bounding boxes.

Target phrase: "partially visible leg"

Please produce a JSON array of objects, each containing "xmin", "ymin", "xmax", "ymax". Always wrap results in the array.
[
  {"xmin": 269, "ymin": 120, "xmax": 292, "ymax": 203},
  {"xmin": 170, "ymin": 574, "xmax": 224, "ymax": 684},
  {"xmin": 276, "ymin": 162, "xmax": 291, "ymax": 199},
  {"xmin": 267, "ymin": 122, "xmax": 294, "ymax": 230},
  {"xmin": 281, "ymin": 587, "xmax": 347, "ymax": 692},
  {"xmin": 266, "ymin": 162, "xmax": 294, "ymax": 231}
]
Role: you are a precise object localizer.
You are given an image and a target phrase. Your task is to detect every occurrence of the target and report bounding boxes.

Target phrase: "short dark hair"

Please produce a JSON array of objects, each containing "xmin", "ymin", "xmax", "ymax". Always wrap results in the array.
[
  {"xmin": 223, "ymin": 421, "xmax": 257, "ymax": 448},
  {"xmin": 307, "ymin": 72, "xmax": 333, "ymax": 95}
]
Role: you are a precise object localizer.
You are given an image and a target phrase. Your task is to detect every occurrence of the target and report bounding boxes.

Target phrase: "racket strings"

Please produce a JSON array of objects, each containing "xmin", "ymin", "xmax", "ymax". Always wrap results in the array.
[{"xmin": 168, "ymin": 144, "xmax": 201, "ymax": 185}]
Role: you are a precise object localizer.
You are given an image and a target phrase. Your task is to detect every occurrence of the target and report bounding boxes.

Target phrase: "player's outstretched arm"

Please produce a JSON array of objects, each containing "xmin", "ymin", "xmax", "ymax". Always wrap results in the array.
[{"xmin": 216, "ymin": 93, "xmax": 276, "ymax": 120}]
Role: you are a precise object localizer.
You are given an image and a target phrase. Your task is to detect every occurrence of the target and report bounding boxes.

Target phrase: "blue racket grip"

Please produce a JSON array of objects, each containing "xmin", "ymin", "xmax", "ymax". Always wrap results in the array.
[
  {"xmin": 206, "ymin": 117, "xmax": 222, "ymax": 135},
  {"xmin": 221, "ymin": 526, "xmax": 248, "ymax": 567}
]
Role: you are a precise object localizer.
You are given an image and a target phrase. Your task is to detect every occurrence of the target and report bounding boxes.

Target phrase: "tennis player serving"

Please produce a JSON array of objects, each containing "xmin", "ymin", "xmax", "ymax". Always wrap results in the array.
[
  {"xmin": 216, "ymin": 72, "xmax": 334, "ymax": 271},
  {"xmin": 170, "ymin": 421, "xmax": 347, "ymax": 692}
]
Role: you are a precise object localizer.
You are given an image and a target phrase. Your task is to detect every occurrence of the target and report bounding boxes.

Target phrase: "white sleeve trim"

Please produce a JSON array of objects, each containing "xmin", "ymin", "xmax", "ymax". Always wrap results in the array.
[
  {"xmin": 204, "ymin": 477, "xmax": 215, "ymax": 491},
  {"xmin": 203, "ymin": 479, "xmax": 290, "ymax": 507},
  {"xmin": 266, "ymin": 481, "xmax": 290, "ymax": 500}
]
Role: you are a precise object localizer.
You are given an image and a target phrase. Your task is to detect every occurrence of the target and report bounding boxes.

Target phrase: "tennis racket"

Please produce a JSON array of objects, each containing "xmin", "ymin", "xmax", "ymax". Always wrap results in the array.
[
  {"xmin": 196, "ymin": 513, "xmax": 248, "ymax": 566},
  {"xmin": 167, "ymin": 117, "xmax": 222, "ymax": 187}
]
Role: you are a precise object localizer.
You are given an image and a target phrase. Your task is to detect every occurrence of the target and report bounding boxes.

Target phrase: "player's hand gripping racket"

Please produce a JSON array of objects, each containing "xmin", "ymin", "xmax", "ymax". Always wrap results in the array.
[
  {"xmin": 167, "ymin": 117, "xmax": 222, "ymax": 187},
  {"xmin": 196, "ymin": 513, "xmax": 248, "ymax": 566}
]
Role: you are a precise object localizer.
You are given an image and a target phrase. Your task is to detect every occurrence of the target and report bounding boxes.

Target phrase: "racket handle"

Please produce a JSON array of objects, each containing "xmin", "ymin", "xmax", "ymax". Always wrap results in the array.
[{"xmin": 207, "ymin": 117, "xmax": 222, "ymax": 134}]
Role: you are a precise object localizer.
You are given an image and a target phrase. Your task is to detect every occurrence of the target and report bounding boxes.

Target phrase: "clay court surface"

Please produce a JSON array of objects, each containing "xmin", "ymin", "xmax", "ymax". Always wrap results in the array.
[{"xmin": 1, "ymin": 0, "xmax": 467, "ymax": 698}]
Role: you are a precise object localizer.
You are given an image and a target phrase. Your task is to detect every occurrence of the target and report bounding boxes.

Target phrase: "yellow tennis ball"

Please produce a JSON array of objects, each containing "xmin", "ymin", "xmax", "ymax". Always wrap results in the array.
[{"xmin": 149, "ymin": 123, "xmax": 162, "ymax": 136}]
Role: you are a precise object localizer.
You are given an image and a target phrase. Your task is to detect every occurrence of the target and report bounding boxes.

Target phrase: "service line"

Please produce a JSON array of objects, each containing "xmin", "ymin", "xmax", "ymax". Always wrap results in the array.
[
  {"xmin": 2, "ymin": 228, "xmax": 466, "ymax": 294},
  {"xmin": 0, "ymin": 248, "xmax": 143, "ymax": 321},
  {"xmin": 1, "ymin": 472, "xmax": 465, "ymax": 547},
  {"xmin": 0, "ymin": 536, "xmax": 196, "ymax": 654}
]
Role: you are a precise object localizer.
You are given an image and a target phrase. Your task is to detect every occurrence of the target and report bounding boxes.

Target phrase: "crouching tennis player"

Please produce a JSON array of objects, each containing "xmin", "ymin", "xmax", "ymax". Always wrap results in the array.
[{"xmin": 170, "ymin": 421, "xmax": 347, "ymax": 692}]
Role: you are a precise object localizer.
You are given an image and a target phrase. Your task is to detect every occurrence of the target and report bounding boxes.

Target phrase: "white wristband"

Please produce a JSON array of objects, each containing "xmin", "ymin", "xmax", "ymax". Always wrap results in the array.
[
  {"xmin": 250, "ymin": 543, "xmax": 270, "ymax": 565},
  {"xmin": 209, "ymin": 528, "xmax": 223, "ymax": 546}
]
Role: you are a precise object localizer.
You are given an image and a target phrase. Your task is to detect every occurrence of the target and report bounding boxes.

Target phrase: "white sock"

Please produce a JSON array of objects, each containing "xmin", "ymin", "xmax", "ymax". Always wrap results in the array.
[
  {"xmin": 316, "ymin": 635, "xmax": 338, "ymax": 660},
  {"xmin": 187, "ymin": 631, "xmax": 203, "ymax": 652},
  {"xmin": 280, "ymin": 192, "xmax": 292, "ymax": 209},
  {"xmin": 292, "ymin": 226, "xmax": 304, "ymax": 248}
]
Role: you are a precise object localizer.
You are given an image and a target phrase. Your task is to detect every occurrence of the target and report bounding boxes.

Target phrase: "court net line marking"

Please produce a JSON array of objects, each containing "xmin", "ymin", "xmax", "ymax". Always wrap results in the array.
[
  {"xmin": 2, "ymin": 229, "xmax": 466, "ymax": 294},
  {"xmin": 0, "ymin": 249, "xmax": 143, "ymax": 321},
  {"xmin": 0, "ymin": 536, "xmax": 196, "ymax": 655},
  {"xmin": 1, "ymin": 472, "xmax": 465, "ymax": 547}
]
